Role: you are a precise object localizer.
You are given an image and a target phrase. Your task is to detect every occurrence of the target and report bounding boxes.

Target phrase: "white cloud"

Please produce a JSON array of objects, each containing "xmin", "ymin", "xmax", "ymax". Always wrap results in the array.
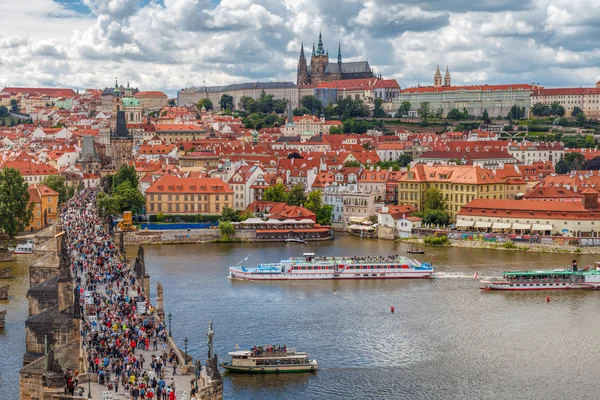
[{"xmin": 0, "ymin": 0, "xmax": 600, "ymax": 95}]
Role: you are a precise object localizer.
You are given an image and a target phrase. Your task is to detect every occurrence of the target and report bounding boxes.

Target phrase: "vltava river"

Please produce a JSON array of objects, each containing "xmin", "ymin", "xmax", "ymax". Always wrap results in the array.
[{"xmin": 3, "ymin": 235, "xmax": 600, "ymax": 399}]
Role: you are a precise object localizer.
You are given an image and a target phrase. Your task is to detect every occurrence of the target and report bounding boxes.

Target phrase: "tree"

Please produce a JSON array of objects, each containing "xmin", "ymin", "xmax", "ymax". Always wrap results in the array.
[
  {"xmin": 0, "ymin": 168, "xmax": 34, "ymax": 236},
  {"xmin": 197, "ymin": 98, "xmax": 213, "ymax": 111},
  {"xmin": 156, "ymin": 212, "xmax": 165, "ymax": 222},
  {"xmin": 305, "ymin": 190, "xmax": 333, "ymax": 225},
  {"xmin": 418, "ymin": 102, "xmax": 431, "ymax": 124},
  {"xmin": 576, "ymin": 111, "xmax": 587, "ymax": 127},
  {"xmin": 167, "ymin": 99, "xmax": 176, "ymax": 107},
  {"xmin": 398, "ymin": 154, "xmax": 413, "ymax": 167},
  {"xmin": 286, "ymin": 184, "xmax": 307, "ymax": 206},
  {"xmin": 219, "ymin": 94, "xmax": 234, "ymax": 111},
  {"xmin": 293, "ymin": 107, "xmax": 311, "ymax": 116},
  {"xmin": 329, "ymin": 126, "xmax": 343, "ymax": 134},
  {"xmin": 344, "ymin": 160, "xmax": 361, "ymax": 167},
  {"xmin": 564, "ymin": 152, "xmax": 586, "ymax": 171},
  {"xmin": 482, "ymin": 109, "xmax": 491, "ymax": 124},
  {"xmin": 238, "ymin": 96, "xmax": 252, "ymax": 111},
  {"xmin": 113, "ymin": 164, "xmax": 139, "ymax": 192},
  {"xmin": 218, "ymin": 221, "xmax": 235, "ymax": 240},
  {"xmin": 396, "ymin": 101, "xmax": 411, "ymax": 118},
  {"xmin": 423, "ymin": 187, "xmax": 445, "ymax": 211},
  {"xmin": 446, "ymin": 108, "xmax": 463, "ymax": 120},
  {"xmin": 42, "ymin": 175, "xmax": 69, "ymax": 204},
  {"xmin": 300, "ymin": 95, "xmax": 323, "ymax": 116},
  {"xmin": 572, "ymin": 107, "xmax": 583, "ymax": 117},
  {"xmin": 555, "ymin": 156, "xmax": 570, "ymax": 174},
  {"xmin": 373, "ymin": 98, "xmax": 387, "ymax": 118},
  {"xmin": 422, "ymin": 209, "xmax": 450, "ymax": 226},
  {"xmin": 112, "ymin": 181, "xmax": 146, "ymax": 214},
  {"xmin": 273, "ymin": 99, "xmax": 287, "ymax": 114},
  {"xmin": 10, "ymin": 99, "xmax": 18, "ymax": 112},
  {"xmin": 263, "ymin": 183, "xmax": 287, "ymax": 202},
  {"xmin": 0, "ymin": 106, "xmax": 8, "ymax": 118},
  {"xmin": 324, "ymin": 103, "xmax": 336, "ymax": 119},
  {"xmin": 362, "ymin": 142, "xmax": 374, "ymax": 151},
  {"xmin": 434, "ymin": 108, "xmax": 444, "ymax": 119},
  {"xmin": 220, "ymin": 206, "xmax": 238, "ymax": 222},
  {"xmin": 585, "ymin": 156, "xmax": 600, "ymax": 171}
]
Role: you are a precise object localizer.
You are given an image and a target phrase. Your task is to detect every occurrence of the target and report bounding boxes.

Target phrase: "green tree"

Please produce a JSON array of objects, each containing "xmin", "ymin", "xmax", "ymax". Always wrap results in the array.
[
  {"xmin": 167, "ymin": 99, "xmax": 176, "ymax": 107},
  {"xmin": 219, "ymin": 94, "xmax": 234, "ymax": 111},
  {"xmin": 329, "ymin": 126, "xmax": 343, "ymax": 134},
  {"xmin": 293, "ymin": 107, "xmax": 311, "ymax": 116},
  {"xmin": 555, "ymin": 156, "xmax": 570, "ymax": 174},
  {"xmin": 220, "ymin": 206, "xmax": 238, "ymax": 222},
  {"xmin": 42, "ymin": 175, "xmax": 69, "ymax": 204},
  {"xmin": 324, "ymin": 103, "xmax": 336, "ymax": 119},
  {"xmin": 197, "ymin": 98, "xmax": 213, "ymax": 111},
  {"xmin": 113, "ymin": 164, "xmax": 139, "ymax": 192},
  {"xmin": 398, "ymin": 154, "xmax": 413, "ymax": 167},
  {"xmin": 572, "ymin": 106, "xmax": 583, "ymax": 117},
  {"xmin": 335, "ymin": 98, "xmax": 370, "ymax": 120},
  {"xmin": 423, "ymin": 187, "xmax": 445, "ymax": 211},
  {"xmin": 273, "ymin": 99, "xmax": 288, "ymax": 114},
  {"xmin": 286, "ymin": 184, "xmax": 307, "ymax": 206},
  {"xmin": 576, "ymin": 111, "xmax": 587, "ymax": 127},
  {"xmin": 305, "ymin": 190, "xmax": 333, "ymax": 225},
  {"xmin": 10, "ymin": 99, "xmax": 18, "ymax": 112},
  {"xmin": 112, "ymin": 181, "xmax": 146, "ymax": 214},
  {"xmin": 418, "ymin": 101, "xmax": 431, "ymax": 124},
  {"xmin": 343, "ymin": 160, "xmax": 361, "ymax": 167},
  {"xmin": 396, "ymin": 101, "xmax": 411, "ymax": 118},
  {"xmin": 446, "ymin": 108, "xmax": 463, "ymax": 120},
  {"xmin": 422, "ymin": 209, "xmax": 450, "ymax": 226},
  {"xmin": 0, "ymin": 106, "xmax": 8, "ymax": 118},
  {"xmin": 300, "ymin": 95, "xmax": 323, "ymax": 116},
  {"xmin": 434, "ymin": 108, "xmax": 444, "ymax": 119},
  {"xmin": 218, "ymin": 220, "xmax": 235, "ymax": 240},
  {"xmin": 0, "ymin": 168, "xmax": 34, "ymax": 236},
  {"xmin": 564, "ymin": 152, "xmax": 586, "ymax": 171},
  {"xmin": 482, "ymin": 109, "xmax": 491, "ymax": 124},
  {"xmin": 156, "ymin": 212, "xmax": 165, "ymax": 222},
  {"xmin": 263, "ymin": 183, "xmax": 287, "ymax": 202},
  {"xmin": 373, "ymin": 98, "xmax": 387, "ymax": 118},
  {"xmin": 238, "ymin": 96, "xmax": 252, "ymax": 111},
  {"xmin": 238, "ymin": 209, "xmax": 254, "ymax": 221}
]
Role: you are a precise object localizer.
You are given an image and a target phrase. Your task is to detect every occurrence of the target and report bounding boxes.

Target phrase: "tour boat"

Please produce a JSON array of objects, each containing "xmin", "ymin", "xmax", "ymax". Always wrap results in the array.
[
  {"xmin": 221, "ymin": 347, "xmax": 317, "ymax": 374},
  {"xmin": 7, "ymin": 239, "xmax": 34, "ymax": 255},
  {"xmin": 406, "ymin": 248, "xmax": 425, "ymax": 254},
  {"xmin": 481, "ymin": 261, "xmax": 600, "ymax": 291},
  {"xmin": 229, "ymin": 252, "xmax": 434, "ymax": 281}
]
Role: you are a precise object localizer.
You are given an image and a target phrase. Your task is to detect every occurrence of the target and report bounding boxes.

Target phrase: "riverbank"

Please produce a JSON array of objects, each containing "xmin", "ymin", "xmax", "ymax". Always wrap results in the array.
[{"xmin": 400, "ymin": 237, "xmax": 600, "ymax": 255}]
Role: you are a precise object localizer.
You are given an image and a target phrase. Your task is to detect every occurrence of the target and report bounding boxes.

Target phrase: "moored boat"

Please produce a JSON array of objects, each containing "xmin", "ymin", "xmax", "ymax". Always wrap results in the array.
[
  {"xmin": 481, "ymin": 261, "xmax": 600, "ymax": 291},
  {"xmin": 285, "ymin": 237, "xmax": 306, "ymax": 244},
  {"xmin": 229, "ymin": 252, "xmax": 434, "ymax": 281},
  {"xmin": 407, "ymin": 248, "xmax": 425, "ymax": 254},
  {"xmin": 221, "ymin": 346, "xmax": 317, "ymax": 374},
  {"xmin": 7, "ymin": 239, "xmax": 34, "ymax": 255}
]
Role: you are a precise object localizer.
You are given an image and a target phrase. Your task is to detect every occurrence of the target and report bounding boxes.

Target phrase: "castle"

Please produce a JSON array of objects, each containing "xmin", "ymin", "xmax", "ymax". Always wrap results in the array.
[{"xmin": 297, "ymin": 32, "xmax": 375, "ymax": 85}]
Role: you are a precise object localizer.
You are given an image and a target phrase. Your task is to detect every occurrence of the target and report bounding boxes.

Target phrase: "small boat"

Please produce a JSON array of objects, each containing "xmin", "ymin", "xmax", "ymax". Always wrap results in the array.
[
  {"xmin": 285, "ymin": 237, "xmax": 306, "ymax": 244},
  {"xmin": 8, "ymin": 239, "xmax": 34, "ymax": 255},
  {"xmin": 0, "ymin": 266, "xmax": 11, "ymax": 279},
  {"xmin": 481, "ymin": 261, "xmax": 600, "ymax": 291},
  {"xmin": 406, "ymin": 248, "xmax": 425, "ymax": 254},
  {"xmin": 0, "ymin": 285, "xmax": 7, "ymax": 300},
  {"xmin": 221, "ymin": 346, "xmax": 317, "ymax": 374}
]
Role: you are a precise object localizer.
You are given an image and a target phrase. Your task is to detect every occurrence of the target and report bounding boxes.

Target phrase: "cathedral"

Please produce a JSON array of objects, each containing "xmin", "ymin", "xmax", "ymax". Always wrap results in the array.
[{"xmin": 297, "ymin": 32, "xmax": 375, "ymax": 85}]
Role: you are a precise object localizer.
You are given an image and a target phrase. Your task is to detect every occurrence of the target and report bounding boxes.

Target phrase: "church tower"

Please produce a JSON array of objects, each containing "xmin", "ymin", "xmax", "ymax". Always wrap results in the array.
[
  {"xmin": 434, "ymin": 66, "xmax": 442, "ymax": 87},
  {"xmin": 444, "ymin": 66, "xmax": 451, "ymax": 87},
  {"xmin": 297, "ymin": 42, "xmax": 309, "ymax": 85},
  {"xmin": 310, "ymin": 31, "xmax": 329, "ymax": 84},
  {"xmin": 110, "ymin": 77, "xmax": 133, "ymax": 170}
]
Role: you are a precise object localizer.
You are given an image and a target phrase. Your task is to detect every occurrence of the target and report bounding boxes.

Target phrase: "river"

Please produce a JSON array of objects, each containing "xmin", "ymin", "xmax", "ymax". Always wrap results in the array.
[{"xmin": 3, "ymin": 236, "xmax": 600, "ymax": 399}]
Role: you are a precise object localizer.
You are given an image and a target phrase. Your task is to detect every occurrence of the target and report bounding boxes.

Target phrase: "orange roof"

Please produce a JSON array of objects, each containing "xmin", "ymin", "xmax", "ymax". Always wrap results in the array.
[
  {"xmin": 2, "ymin": 87, "xmax": 77, "ymax": 97},
  {"xmin": 134, "ymin": 91, "xmax": 168, "ymax": 98},
  {"xmin": 146, "ymin": 175, "xmax": 232, "ymax": 194}
]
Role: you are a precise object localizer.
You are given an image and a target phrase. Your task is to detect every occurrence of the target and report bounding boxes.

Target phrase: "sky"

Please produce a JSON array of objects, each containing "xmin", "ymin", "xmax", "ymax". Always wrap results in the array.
[{"xmin": 0, "ymin": 0, "xmax": 599, "ymax": 96}]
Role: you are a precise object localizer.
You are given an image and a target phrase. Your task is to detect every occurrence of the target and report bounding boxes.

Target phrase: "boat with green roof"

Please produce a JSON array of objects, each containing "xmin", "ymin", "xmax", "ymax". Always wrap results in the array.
[{"xmin": 481, "ymin": 260, "xmax": 600, "ymax": 290}]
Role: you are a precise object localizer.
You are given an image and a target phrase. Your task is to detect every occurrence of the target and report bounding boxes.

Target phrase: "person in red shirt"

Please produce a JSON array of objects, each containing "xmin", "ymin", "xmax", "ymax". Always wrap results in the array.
[
  {"xmin": 169, "ymin": 390, "xmax": 175, "ymax": 400},
  {"xmin": 145, "ymin": 337, "xmax": 150, "ymax": 351},
  {"xmin": 130, "ymin": 340, "xmax": 136, "ymax": 354}
]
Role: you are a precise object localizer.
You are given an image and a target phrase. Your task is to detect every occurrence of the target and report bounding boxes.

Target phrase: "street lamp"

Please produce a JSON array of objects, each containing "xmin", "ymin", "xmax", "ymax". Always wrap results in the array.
[
  {"xmin": 168, "ymin": 312, "xmax": 172, "ymax": 337},
  {"xmin": 184, "ymin": 337, "xmax": 188, "ymax": 365},
  {"xmin": 88, "ymin": 377, "xmax": 91, "ymax": 399}
]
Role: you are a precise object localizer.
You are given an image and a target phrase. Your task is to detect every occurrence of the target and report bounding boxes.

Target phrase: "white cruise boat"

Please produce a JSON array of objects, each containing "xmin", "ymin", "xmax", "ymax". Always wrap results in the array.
[
  {"xmin": 221, "ymin": 346, "xmax": 317, "ymax": 374},
  {"xmin": 8, "ymin": 239, "xmax": 35, "ymax": 255},
  {"xmin": 229, "ymin": 252, "xmax": 434, "ymax": 281}
]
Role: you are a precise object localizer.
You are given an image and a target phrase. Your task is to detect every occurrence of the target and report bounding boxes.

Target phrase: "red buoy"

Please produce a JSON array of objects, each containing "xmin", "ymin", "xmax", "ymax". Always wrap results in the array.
[
  {"xmin": 546, "ymin": 296, "xmax": 551, "ymax": 303},
  {"xmin": 390, "ymin": 306, "xmax": 395, "ymax": 313}
]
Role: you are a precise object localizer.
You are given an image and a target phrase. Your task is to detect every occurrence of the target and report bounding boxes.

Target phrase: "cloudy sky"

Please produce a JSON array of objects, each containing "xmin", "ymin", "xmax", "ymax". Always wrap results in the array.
[{"xmin": 0, "ymin": 0, "xmax": 599, "ymax": 96}]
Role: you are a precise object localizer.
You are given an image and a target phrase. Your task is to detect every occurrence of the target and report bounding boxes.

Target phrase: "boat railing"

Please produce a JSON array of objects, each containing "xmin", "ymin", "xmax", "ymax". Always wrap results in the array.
[
  {"xmin": 250, "ymin": 349, "xmax": 298, "ymax": 358},
  {"xmin": 507, "ymin": 277, "xmax": 584, "ymax": 284}
]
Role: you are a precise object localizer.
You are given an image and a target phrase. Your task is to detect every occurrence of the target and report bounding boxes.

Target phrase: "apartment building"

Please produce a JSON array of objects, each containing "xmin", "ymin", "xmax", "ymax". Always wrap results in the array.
[{"xmin": 25, "ymin": 184, "xmax": 59, "ymax": 231}]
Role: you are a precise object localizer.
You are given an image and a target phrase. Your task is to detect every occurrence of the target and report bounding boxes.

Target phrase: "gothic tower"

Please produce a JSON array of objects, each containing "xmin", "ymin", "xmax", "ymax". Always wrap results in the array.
[
  {"xmin": 444, "ymin": 66, "xmax": 451, "ymax": 87},
  {"xmin": 434, "ymin": 66, "xmax": 442, "ymax": 87},
  {"xmin": 310, "ymin": 31, "xmax": 329, "ymax": 84},
  {"xmin": 297, "ymin": 42, "xmax": 309, "ymax": 85}
]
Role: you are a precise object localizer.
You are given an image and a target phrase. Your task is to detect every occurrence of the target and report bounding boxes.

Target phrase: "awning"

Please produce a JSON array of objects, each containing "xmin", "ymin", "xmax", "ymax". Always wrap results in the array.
[
  {"xmin": 349, "ymin": 217, "xmax": 367, "ymax": 223},
  {"xmin": 456, "ymin": 220, "xmax": 474, "ymax": 227},
  {"xmin": 492, "ymin": 222, "xmax": 512, "ymax": 229},
  {"xmin": 532, "ymin": 224, "xmax": 553, "ymax": 231},
  {"xmin": 474, "ymin": 221, "xmax": 492, "ymax": 228},
  {"xmin": 348, "ymin": 224, "xmax": 375, "ymax": 230},
  {"xmin": 512, "ymin": 223, "xmax": 531, "ymax": 230}
]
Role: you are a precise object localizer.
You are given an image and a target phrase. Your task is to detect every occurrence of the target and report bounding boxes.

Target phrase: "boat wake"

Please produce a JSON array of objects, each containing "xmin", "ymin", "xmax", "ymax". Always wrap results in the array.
[{"xmin": 433, "ymin": 272, "xmax": 499, "ymax": 280}]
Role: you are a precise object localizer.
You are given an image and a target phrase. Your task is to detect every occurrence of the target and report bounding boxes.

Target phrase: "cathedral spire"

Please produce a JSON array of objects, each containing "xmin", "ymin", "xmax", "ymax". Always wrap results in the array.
[
  {"xmin": 317, "ymin": 30, "xmax": 324, "ymax": 55},
  {"xmin": 312, "ymin": 42, "xmax": 315, "ymax": 57},
  {"xmin": 337, "ymin": 42, "xmax": 342, "ymax": 64},
  {"xmin": 300, "ymin": 41, "xmax": 305, "ymax": 59}
]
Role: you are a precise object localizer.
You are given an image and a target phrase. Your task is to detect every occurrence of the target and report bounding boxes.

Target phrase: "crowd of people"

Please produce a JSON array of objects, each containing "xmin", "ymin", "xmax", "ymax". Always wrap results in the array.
[{"xmin": 62, "ymin": 191, "xmax": 195, "ymax": 399}]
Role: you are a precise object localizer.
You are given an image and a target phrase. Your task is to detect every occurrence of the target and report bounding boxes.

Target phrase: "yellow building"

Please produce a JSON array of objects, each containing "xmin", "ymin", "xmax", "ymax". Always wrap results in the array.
[
  {"xmin": 397, "ymin": 165, "xmax": 505, "ymax": 220},
  {"xmin": 145, "ymin": 175, "xmax": 233, "ymax": 215},
  {"xmin": 25, "ymin": 184, "xmax": 59, "ymax": 231}
]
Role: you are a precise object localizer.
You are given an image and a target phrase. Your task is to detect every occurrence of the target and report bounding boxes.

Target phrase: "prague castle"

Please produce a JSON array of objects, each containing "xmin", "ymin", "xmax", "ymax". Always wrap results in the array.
[{"xmin": 297, "ymin": 32, "xmax": 375, "ymax": 85}]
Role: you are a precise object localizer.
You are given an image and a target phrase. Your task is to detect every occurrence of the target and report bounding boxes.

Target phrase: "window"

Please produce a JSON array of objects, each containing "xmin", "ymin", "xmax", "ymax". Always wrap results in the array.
[{"xmin": 48, "ymin": 197, "xmax": 52, "ymax": 203}]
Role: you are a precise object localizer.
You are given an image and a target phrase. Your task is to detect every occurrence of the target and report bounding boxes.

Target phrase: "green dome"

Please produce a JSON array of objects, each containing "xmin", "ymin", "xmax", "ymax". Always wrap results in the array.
[{"xmin": 122, "ymin": 97, "xmax": 140, "ymax": 107}]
